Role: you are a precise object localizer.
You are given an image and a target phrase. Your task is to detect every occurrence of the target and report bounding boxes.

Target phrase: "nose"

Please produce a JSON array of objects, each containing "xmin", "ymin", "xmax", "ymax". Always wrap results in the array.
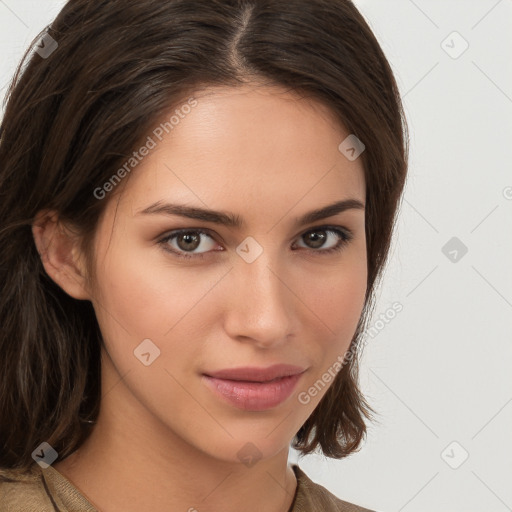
[{"xmin": 222, "ymin": 254, "xmax": 296, "ymax": 349}]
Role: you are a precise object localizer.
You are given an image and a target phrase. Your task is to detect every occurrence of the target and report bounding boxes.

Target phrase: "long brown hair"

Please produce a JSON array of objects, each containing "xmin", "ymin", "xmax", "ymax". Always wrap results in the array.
[{"xmin": 0, "ymin": 0, "xmax": 408, "ymax": 475}]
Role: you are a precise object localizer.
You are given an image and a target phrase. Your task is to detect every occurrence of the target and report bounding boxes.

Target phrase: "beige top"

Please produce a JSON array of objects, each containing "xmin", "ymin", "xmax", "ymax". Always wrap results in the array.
[{"xmin": 0, "ymin": 462, "xmax": 374, "ymax": 512}]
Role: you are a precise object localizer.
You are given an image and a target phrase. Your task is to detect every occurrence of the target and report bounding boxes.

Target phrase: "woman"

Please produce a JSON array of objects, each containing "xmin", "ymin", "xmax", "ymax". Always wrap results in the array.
[{"xmin": 0, "ymin": 0, "xmax": 408, "ymax": 510}]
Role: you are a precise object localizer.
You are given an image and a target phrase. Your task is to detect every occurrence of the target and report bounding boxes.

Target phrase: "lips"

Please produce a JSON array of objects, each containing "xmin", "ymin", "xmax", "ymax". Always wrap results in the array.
[
  {"xmin": 202, "ymin": 373, "xmax": 304, "ymax": 411},
  {"xmin": 203, "ymin": 364, "xmax": 306, "ymax": 383}
]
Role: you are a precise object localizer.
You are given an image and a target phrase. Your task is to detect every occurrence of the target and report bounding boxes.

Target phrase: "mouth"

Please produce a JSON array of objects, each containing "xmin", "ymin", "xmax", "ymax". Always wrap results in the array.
[
  {"xmin": 201, "ymin": 365, "xmax": 307, "ymax": 411},
  {"xmin": 203, "ymin": 364, "xmax": 306, "ymax": 383}
]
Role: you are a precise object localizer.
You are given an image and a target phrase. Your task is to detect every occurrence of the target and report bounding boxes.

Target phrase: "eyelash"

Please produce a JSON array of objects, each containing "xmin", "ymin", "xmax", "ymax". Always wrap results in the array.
[{"xmin": 157, "ymin": 225, "xmax": 354, "ymax": 260}]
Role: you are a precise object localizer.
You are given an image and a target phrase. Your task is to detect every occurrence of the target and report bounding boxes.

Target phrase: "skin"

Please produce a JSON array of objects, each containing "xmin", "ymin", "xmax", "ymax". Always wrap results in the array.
[{"xmin": 33, "ymin": 83, "xmax": 367, "ymax": 512}]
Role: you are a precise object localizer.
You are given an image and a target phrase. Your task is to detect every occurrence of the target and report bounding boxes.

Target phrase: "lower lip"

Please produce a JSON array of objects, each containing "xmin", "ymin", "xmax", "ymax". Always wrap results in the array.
[{"xmin": 202, "ymin": 373, "xmax": 303, "ymax": 411}]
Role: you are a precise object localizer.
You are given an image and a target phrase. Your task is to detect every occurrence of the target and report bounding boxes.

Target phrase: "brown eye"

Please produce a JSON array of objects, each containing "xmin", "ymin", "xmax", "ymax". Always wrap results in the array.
[
  {"xmin": 159, "ymin": 229, "xmax": 218, "ymax": 259},
  {"xmin": 158, "ymin": 225, "xmax": 353, "ymax": 260},
  {"xmin": 295, "ymin": 227, "xmax": 352, "ymax": 254},
  {"xmin": 303, "ymin": 230, "xmax": 328, "ymax": 249},
  {"xmin": 176, "ymin": 232, "xmax": 201, "ymax": 251}
]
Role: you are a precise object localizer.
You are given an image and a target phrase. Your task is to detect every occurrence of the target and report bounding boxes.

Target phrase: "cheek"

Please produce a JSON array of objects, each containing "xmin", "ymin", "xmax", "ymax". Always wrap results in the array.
[
  {"xmin": 309, "ymin": 252, "xmax": 367, "ymax": 323},
  {"xmin": 90, "ymin": 237, "xmax": 225, "ymax": 377},
  {"xmin": 89, "ymin": 236, "xmax": 177, "ymax": 351},
  {"xmin": 94, "ymin": 251, "xmax": 194, "ymax": 338},
  {"xmin": 322, "ymin": 281, "xmax": 365, "ymax": 342},
  {"xmin": 306, "ymin": 257, "xmax": 367, "ymax": 358},
  {"xmin": 288, "ymin": 257, "xmax": 367, "ymax": 412}
]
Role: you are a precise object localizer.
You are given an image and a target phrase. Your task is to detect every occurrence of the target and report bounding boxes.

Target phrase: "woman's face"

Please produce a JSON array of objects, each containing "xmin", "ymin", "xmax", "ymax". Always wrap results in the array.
[{"xmin": 87, "ymin": 84, "xmax": 367, "ymax": 464}]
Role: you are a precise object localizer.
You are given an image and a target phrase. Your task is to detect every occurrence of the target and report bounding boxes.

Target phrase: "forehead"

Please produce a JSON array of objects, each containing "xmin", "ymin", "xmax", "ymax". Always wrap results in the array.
[{"xmin": 116, "ymin": 84, "xmax": 365, "ymax": 221}]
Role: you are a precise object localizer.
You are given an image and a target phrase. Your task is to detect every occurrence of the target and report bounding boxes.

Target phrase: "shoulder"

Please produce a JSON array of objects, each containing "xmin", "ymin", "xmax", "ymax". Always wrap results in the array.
[
  {"xmin": 0, "ymin": 462, "xmax": 98, "ymax": 512},
  {"xmin": 0, "ymin": 463, "xmax": 58, "ymax": 511},
  {"xmin": 291, "ymin": 464, "xmax": 376, "ymax": 512}
]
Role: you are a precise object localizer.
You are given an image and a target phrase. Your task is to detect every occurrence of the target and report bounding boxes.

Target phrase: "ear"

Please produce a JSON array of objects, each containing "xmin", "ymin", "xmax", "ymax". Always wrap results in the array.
[{"xmin": 32, "ymin": 210, "xmax": 91, "ymax": 300}]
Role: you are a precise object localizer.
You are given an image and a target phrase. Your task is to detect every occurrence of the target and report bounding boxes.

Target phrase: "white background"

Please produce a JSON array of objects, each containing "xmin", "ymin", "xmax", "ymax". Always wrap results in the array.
[{"xmin": 1, "ymin": 1, "xmax": 511, "ymax": 511}]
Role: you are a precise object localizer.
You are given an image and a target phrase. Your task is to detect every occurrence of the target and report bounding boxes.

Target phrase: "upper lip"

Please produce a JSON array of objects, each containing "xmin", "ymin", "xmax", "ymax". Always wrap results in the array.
[{"xmin": 204, "ymin": 364, "xmax": 306, "ymax": 383}]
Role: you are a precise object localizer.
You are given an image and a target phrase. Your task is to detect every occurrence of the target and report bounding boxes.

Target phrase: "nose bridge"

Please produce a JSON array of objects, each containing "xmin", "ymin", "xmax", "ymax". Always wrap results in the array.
[
  {"xmin": 225, "ymin": 241, "xmax": 293, "ymax": 344},
  {"xmin": 237, "ymin": 242, "xmax": 288, "ymax": 309}
]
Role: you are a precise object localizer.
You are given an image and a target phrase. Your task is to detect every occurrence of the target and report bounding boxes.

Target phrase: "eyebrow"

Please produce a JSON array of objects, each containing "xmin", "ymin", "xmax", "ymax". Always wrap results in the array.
[{"xmin": 137, "ymin": 198, "xmax": 365, "ymax": 229}]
